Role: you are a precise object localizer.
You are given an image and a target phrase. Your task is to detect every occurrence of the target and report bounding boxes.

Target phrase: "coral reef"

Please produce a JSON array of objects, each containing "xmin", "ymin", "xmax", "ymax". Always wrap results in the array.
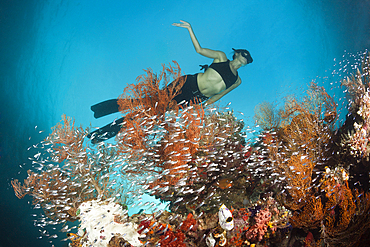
[
  {"xmin": 253, "ymin": 52, "xmax": 370, "ymax": 246},
  {"xmin": 11, "ymin": 56, "xmax": 370, "ymax": 246}
]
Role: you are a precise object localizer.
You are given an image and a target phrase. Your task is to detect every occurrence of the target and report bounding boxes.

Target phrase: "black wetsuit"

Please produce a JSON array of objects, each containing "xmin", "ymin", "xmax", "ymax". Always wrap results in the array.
[
  {"xmin": 88, "ymin": 60, "xmax": 238, "ymax": 143},
  {"xmin": 208, "ymin": 60, "xmax": 238, "ymax": 89},
  {"xmin": 169, "ymin": 74, "xmax": 209, "ymax": 105},
  {"xmin": 171, "ymin": 60, "xmax": 238, "ymax": 104}
]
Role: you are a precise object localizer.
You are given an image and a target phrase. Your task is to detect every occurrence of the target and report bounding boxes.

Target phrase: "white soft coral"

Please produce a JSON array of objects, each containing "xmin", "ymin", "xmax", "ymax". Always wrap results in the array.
[{"xmin": 78, "ymin": 198, "xmax": 144, "ymax": 247}]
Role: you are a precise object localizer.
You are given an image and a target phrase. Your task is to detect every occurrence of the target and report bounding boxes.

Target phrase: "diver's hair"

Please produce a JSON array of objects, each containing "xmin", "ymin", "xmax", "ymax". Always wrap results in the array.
[{"xmin": 232, "ymin": 48, "xmax": 253, "ymax": 64}]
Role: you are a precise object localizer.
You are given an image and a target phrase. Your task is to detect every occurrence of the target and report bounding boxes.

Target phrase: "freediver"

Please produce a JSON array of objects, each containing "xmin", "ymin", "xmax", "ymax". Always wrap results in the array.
[{"xmin": 88, "ymin": 20, "xmax": 253, "ymax": 144}]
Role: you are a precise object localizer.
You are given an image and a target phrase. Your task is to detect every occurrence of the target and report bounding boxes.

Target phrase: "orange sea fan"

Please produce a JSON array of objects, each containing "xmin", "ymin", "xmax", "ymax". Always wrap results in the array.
[
  {"xmin": 279, "ymin": 82, "xmax": 336, "ymax": 150},
  {"xmin": 317, "ymin": 188, "xmax": 370, "ymax": 246},
  {"xmin": 115, "ymin": 105, "xmax": 205, "ymax": 189},
  {"xmin": 117, "ymin": 61, "xmax": 185, "ymax": 118},
  {"xmin": 198, "ymin": 110, "xmax": 243, "ymax": 150},
  {"xmin": 11, "ymin": 179, "xmax": 24, "ymax": 199},
  {"xmin": 115, "ymin": 62, "xmax": 186, "ymax": 156},
  {"xmin": 12, "ymin": 169, "xmax": 83, "ymax": 221},
  {"xmin": 321, "ymin": 179, "xmax": 356, "ymax": 236},
  {"xmin": 11, "ymin": 170, "xmax": 37, "ymax": 199},
  {"xmin": 280, "ymin": 155, "xmax": 316, "ymax": 211},
  {"xmin": 45, "ymin": 114, "xmax": 86, "ymax": 163},
  {"xmin": 114, "ymin": 62, "xmax": 206, "ymax": 189},
  {"xmin": 143, "ymin": 104, "xmax": 205, "ymax": 189},
  {"xmin": 289, "ymin": 195, "xmax": 324, "ymax": 229},
  {"xmin": 261, "ymin": 83, "xmax": 338, "ymax": 215}
]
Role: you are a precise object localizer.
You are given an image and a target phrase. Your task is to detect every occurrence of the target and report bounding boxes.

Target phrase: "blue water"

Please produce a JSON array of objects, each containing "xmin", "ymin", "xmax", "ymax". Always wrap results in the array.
[{"xmin": 0, "ymin": 0, "xmax": 369, "ymax": 246}]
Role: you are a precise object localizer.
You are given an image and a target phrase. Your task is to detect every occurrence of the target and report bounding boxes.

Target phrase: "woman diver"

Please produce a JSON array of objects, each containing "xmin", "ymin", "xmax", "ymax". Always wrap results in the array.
[{"xmin": 88, "ymin": 20, "xmax": 253, "ymax": 143}]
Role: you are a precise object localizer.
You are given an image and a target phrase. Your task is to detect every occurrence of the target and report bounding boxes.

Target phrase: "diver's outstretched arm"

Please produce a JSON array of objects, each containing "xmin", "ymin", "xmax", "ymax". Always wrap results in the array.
[{"xmin": 172, "ymin": 20, "xmax": 226, "ymax": 61}]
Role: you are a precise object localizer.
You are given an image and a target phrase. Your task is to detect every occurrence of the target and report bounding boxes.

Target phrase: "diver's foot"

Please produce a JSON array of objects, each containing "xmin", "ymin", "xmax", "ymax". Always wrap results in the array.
[
  {"xmin": 91, "ymin": 99, "xmax": 120, "ymax": 119},
  {"xmin": 87, "ymin": 117, "xmax": 125, "ymax": 144},
  {"xmin": 87, "ymin": 129, "xmax": 117, "ymax": 144}
]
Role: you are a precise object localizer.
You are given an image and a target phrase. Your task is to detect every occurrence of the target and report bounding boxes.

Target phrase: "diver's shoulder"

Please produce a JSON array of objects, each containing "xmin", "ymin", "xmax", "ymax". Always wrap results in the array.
[{"xmin": 211, "ymin": 51, "xmax": 228, "ymax": 63}]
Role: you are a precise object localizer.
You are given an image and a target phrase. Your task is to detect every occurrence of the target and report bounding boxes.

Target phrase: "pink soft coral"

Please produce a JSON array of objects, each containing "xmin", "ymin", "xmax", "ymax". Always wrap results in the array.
[{"xmin": 245, "ymin": 208, "xmax": 271, "ymax": 242}]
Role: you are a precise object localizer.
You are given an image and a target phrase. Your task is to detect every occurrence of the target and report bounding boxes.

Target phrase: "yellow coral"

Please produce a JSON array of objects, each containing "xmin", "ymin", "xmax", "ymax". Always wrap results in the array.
[
  {"xmin": 261, "ymin": 82, "xmax": 337, "ymax": 213},
  {"xmin": 289, "ymin": 195, "xmax": 324, "ymax": 229},
  {"xmin": 321, "ymin": 179, "xmax": 356, "ymax": 235}
]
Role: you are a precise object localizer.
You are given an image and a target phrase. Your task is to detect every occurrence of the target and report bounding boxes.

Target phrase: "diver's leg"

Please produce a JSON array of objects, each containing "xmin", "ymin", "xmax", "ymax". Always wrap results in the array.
[
  {"xmin": 171, "ymin": 74, "xmax": 205, "ymax": 106},
  {"xmin": 168, "ymin": 75, "xmax": 192, "ymax": 106},
  {"xmin": 91, "ymin": 99, "xmax": 120, "ymax": 119},
  {"xmin": 87, "ymin": 117, "xmax": 125, "ymax": 144}
]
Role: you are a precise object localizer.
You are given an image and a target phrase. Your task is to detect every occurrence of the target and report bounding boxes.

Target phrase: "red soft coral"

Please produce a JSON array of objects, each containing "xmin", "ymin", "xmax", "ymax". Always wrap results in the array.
[
  {"xmin": 159, "ymin": 229, "xmax": 186, "ymax": 247},
  {"xmin": 245, "ymin": 208, "xmax": 271, "ymax": 242},
  {"xmin": 180, "ymin": 213, "xmax": 197, "ymax": 232}
]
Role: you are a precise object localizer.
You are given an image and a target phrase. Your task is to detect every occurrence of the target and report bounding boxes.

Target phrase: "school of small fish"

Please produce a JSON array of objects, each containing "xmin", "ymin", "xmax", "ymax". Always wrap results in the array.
[{"xmin": 12, "ymin": 52, "xmax": 370, "ymax": 246}]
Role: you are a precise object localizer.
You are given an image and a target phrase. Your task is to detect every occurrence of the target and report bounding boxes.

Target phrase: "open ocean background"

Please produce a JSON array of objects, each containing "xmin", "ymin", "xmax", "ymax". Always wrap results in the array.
[{"xmin": 0, "ymin": 0, "xmax": 369, "ymax": 246}]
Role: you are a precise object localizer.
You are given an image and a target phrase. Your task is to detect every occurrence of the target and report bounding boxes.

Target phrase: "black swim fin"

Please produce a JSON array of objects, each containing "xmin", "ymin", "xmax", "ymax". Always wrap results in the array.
[
  {"xmin": 91, "ymin": 99, "xmax": 120, "ymax": 119},
  {"xmin": 87, "ymin": 117, "xmax": 125, "ymax": 144}
]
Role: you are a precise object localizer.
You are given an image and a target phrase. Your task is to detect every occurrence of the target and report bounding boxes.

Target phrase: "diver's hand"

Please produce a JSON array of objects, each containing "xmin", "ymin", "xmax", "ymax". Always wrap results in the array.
[{"xmin": 172, "ymin": 20, "xmax": 191, "ymax": 29}]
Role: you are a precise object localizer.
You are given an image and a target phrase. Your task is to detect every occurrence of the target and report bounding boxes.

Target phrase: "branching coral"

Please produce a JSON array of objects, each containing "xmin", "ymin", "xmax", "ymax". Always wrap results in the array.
[
  {"xmin": 279, "ymin": 162, "xmax": 367, "ymax": 246},
  {"xmin": 278, "ymin": 82, "xmax": 337, "ymax": 161},
  {"xmin": 180, "ymin": 213, "xmax": 197, "ymax": 232},
  {"xmin": 252, "ymin": 73, "xmax": 370, "ymax": 246},
  {"xmin": 276, "ymin": 155, "xmax": 316, "ymax": 211},
  {"xmin": 137, "ymin": 213, "xmax": 194, "ymax": 247},
  {"xmin": 118, "ymin": 61, "xmax": 185, "ymax": 119},
  {"xmin": 11, "ymin": 170, "xmax": 37, "ymax": 199},
  {"xmin": 46, "ymin": 114, "xmax": 86, "ymax": 163},
  {"xmin": 115, "ymin": 103, "xmax": 205, "ymax": 190},
  {"xmin": 151, "ymin": 106, "xmax": 204, "ymax": 187},
  {"xmin": 317, "ymin": 183, "xmax": 370, "ymax": 246},
  {"xmin": 319, "ymin": 171, "xmax": 356, "ymax": 239},
  {"xmin": 115, "ymin": 61, "xmax": 187, "ymax": 156},
  {"xmin": 245, "ymin": 208, "xmax": 272, "ymax": 242},
  {"xmin": 159, "ymin": 229, "xmax": 186, "ymax": 247},
  {"xmin": 254, "ymin": 101, "xmax": 282, "ymax": 131}
]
